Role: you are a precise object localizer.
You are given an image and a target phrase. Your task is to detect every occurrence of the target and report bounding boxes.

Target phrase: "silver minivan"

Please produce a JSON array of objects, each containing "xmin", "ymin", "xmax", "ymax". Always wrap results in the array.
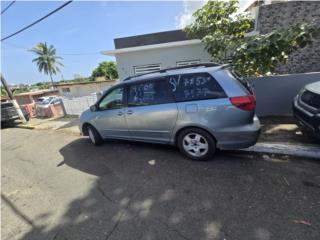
[{"xmin": 80, "ymin": 63, "xmax": 260, "ymax": 160}]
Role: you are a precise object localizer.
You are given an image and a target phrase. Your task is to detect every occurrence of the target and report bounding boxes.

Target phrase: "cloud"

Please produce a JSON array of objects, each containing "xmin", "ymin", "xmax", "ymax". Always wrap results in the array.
[{"xmin": 175, "ymin": 0, "xmax": 208, "ymax": 29}]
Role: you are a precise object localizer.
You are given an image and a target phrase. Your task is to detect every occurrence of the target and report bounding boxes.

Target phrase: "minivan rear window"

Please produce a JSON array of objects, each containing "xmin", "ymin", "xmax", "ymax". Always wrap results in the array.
[
  {"xmin": 167, "ymin": 73, "xmax": 226, "ymax": 102},
  {"xmin": 229, "ymin": 69, "xmax": 253, "ymax": 94}
]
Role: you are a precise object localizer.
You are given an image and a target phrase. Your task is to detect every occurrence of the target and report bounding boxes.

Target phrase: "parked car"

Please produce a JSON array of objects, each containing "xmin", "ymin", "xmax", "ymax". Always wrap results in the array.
[
  {"xmin": 36, "ymin": 96, "xmax": 62, "ymax": 117},
  {"xmin": 1, "ymin": 101, "xmax": 30, "ymax": 124},
  {"xmin": 36, "ymin": 96, "xmax": 61, "ymax": 107},
  {"xmin": 293, "ymin": 81, "xmax": 320, "ymax": 138},
  {"xmin": 79, "ymin": 63, "xmax": 260, "ymax": 160}
]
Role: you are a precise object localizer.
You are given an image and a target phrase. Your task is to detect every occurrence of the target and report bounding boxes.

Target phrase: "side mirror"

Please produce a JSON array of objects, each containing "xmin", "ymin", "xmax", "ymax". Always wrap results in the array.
[{"xmin": 90, "ymin": 104, "xmax": 98, "ymax": 112}]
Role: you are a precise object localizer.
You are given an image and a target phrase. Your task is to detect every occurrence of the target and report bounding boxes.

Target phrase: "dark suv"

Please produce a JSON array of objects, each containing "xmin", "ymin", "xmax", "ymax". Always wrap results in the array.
[
  {"xmin": 293, "ymin": 81, "xmax": 320, "ymax": 138},
  {"xmin": 1, "ymin": 102, "xmax": 30, "ymax": 125}
]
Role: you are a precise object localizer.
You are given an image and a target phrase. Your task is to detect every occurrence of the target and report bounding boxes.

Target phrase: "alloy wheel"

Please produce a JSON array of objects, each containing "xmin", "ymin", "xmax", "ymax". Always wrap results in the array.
[{"xmin": 182, "ymin": 133, "xmax": 209, "ymax": 157}]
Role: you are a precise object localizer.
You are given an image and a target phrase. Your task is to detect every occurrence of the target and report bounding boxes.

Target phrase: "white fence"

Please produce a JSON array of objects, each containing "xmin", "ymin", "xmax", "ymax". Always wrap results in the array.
[{"xmin": 62, "ymin": 94, "xmax": 99, "ymax": 115}]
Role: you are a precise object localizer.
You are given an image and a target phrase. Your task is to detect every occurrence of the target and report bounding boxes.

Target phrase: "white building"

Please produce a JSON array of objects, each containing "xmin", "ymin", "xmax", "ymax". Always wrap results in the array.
[
  {"xmin": 102, "ymin": 30, "xmax": 211, "ymax": 81},
  {"xmin": 55, "ymin": 80, "xmax": 117, "ymax": 98}
]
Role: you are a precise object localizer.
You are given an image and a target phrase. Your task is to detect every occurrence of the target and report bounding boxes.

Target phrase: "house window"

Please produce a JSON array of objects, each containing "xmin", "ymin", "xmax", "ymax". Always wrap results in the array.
[
  {"xmin": 62, "ymin": 87, "xmax": 70, "ymax": 93},
  {"xmin": 134, "ymin": 64, "xmax": 161, "ymax": 75},
  {"xmin": 176, "ymin": 60, "xmax": 200, "ymax": 67}
]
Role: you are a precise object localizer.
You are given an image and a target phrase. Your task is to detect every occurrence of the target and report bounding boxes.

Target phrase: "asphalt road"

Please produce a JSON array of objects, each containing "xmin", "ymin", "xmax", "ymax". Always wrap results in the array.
[{"xmin": 1, "ymin": 128, "xmax": 320, "ymax": 240}]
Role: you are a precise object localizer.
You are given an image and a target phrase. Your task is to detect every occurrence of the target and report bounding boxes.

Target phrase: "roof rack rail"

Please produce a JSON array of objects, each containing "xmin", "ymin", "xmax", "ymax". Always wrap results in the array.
[{"xmin": 123, "ymin": 62, "xmax": 220, "ymax": 81}]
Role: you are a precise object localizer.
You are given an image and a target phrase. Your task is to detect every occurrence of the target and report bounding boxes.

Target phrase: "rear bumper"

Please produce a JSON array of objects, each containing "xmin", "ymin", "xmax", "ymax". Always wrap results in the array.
[
  {"xmin": 215, "ymin": 116, "xmax": 261, "ymax": 150},
  {"xmin": 292, "ymin": 98, "xmax": 320, "ymax": 138}
]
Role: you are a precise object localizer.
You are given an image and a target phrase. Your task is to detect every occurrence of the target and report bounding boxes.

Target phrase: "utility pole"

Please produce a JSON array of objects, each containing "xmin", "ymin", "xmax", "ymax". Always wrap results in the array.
[{"xmin": 1, "ymin": 73, "xmax": 26, "ymax": 123}]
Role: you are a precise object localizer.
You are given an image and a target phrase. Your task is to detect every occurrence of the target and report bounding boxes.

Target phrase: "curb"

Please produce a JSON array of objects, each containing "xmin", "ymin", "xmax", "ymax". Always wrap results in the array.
[
  {"xmin": 15, "ymin": 125, "xmax": 36, "ymax": 130},
  {"xmin": 239, "ymin": 142, "xmax": 320, "ymax": 159}
]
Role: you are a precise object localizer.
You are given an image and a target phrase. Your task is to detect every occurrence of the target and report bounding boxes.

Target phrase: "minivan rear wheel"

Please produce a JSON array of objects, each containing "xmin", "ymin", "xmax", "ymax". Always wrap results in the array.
[
  {"xmin": 178, "ymin": 128, "xmax": 216, "ymax": 161},
  {"xmin": 87, "ymin": 125, "xmax": 103, "ymax": 146}
]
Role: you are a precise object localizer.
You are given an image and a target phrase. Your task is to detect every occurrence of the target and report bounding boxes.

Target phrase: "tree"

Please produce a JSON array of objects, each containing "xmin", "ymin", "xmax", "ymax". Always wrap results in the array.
[
  {"xmin": 1, "ymin": 86, "xmax": 7, "ymax": 96},
  {"xmin": 72, "ymin": 74, "xmax": 86, "ymax": 82},
  {"xmin": 91, "ymin": 61, "xmax": 118, "ymax": 80},
  {"xmin": 35, "ymin": 82, "xmax": 51, "ymax": 90},
  {"xmin": 185, "ymin": 0, "xmax": 319, "ymax": 76},
  {"xmin": 30, "ymin": 42, "xmax": 63, "ymax": 87}
]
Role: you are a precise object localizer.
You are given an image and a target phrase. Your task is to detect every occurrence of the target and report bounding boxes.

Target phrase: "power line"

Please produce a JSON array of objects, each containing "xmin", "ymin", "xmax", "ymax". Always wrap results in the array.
[
  {"xmin": 1, "ymin": 1, "xmax": 73, "ymax": 42},
  {"xmin": 1, "ymin": 1, "xmax": 16, "ymax": 15}
]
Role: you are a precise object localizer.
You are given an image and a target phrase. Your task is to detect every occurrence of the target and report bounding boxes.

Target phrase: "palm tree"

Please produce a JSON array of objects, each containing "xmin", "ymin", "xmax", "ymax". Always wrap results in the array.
[{"xmin": 30, "ymin": 42, "xmax": 63, "ymax": 88}]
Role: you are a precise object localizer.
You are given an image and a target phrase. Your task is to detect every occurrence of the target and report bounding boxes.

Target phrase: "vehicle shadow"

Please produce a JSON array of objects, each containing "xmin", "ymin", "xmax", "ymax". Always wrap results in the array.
[
  {"xmin": 1, "ymin": 121, "xmax": 20, "ymax": 129},
  {"xmin": 19, "ymin": 138, "xmax": 320, "ymax": 240}
]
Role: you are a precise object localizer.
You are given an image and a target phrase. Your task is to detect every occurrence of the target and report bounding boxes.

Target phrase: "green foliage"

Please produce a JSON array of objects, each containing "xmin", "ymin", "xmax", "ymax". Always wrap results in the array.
[
  {"xmin": 30, "ymin": 42, "xmax": 63, "ymax": 85},
  {"xmin": 57, "ymin": 78, "xmax": 91, "ymax": 84},
  {"xmin": 91, "ymin": 61, "xmax": 118, "ymax": 80},
  {"xmin": 73, "ymin": 74, "xmax": 86, "ymax": 82},
  {"xmin": 35, "ymin": 82, "xmax": 51, "ymax": 90},
  {"xmin": 12, "ymin": 87, "xmax": 31, "ymax": 94},
  {"xmin": 1, "ymin": 86, "xmax": 7, "ymax": 96},
  {"xmin": 185, "ymin": 0, "xmax": 320, "ymax": 76}
]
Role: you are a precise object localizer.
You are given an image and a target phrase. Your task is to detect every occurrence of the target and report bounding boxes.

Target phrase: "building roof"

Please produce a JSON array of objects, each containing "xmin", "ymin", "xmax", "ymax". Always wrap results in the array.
[
  {"xmin": 13, "ymin": 89, "xmax": 59, "ymax": 97},
  {"xmin": 114, "ymin": 29, "xmax": 194, "ymax": 49},
  {"xmin": 55, "ymin": 79, "xmax": 117, "ymax": 87},
  {"xmin": 102, "ymin": 39, "xmax": 202, "ymax": 56},
  {"xmin": 102, "ymin": 29, "xmax": 202, "ymax": 56}
]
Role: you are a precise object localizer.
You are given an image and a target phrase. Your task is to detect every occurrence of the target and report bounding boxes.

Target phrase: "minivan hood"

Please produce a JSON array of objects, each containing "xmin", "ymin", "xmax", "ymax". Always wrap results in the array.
[{"xmin": 305, "ymin": 81, "xmax": 320, "ymax": 94}]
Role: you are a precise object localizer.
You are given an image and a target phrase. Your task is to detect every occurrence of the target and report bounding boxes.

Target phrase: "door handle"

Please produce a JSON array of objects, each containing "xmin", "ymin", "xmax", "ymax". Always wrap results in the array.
[
  {"xmin": 117, "ymin": 111, "xmax": 124, "ymax": 116},
  {"xmin": 126, "ymin": 110, "xmax": 133, "ymax": 115}
]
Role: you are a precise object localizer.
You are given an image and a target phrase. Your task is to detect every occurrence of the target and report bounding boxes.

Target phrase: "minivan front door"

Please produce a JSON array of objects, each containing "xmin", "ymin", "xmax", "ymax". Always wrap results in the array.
[
  {"xmin": 94, "ymin": 87, "xmax": 129, "ymax": 139},
  {"xmin": 125, "ymin": 79, "xmax": 178, "ymax": 143}
]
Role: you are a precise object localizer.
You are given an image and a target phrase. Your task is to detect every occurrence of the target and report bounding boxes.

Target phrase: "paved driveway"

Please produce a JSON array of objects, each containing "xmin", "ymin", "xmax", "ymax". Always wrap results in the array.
[{"xmin": 1, "ymin": 128, "xmax": 320, "ymax": 240}]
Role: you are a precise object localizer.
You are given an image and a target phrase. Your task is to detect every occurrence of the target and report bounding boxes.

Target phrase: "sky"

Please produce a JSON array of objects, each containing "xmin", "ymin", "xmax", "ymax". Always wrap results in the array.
[{"xmin": 1, "ymin": 0, "xmax": 247, "ymax": 85}]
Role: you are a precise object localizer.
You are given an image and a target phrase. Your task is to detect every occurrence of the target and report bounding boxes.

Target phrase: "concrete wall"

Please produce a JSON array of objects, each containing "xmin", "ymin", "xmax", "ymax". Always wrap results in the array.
[
  {"xmin": 115, "ymin": 42, "xmax": 211, "ymax": 80},
  {"xmin": 56, "ymin": 81, "xmax": 117, "ymax": 98},
  {"xmin": 253, "ymin": 72, "xmax": 320, "ymax": 116},
  {"xmin": 15, "ymin": 95, "xmax": 31, "ymax": 105},
  {"xmin": 257, "ymin": 1, "xmax": 320, "ymax": 74},
  {"xmin": 62, "ymin": 95, "xmax": 98, "ymax": 115},
  {"xmin": 14, "ymin": 91, "xmax": 60, "ymax": 105}
]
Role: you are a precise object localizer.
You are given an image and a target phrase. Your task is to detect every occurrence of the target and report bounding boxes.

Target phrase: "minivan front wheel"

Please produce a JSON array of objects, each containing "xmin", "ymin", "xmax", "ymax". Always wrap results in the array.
[
  {"xmin": 87, "ymin": 125, "xmax": 103, "ymax": 146},
  {"xmin": 178, "ymin": 128, "xmax": 216, "ymax": 161}
]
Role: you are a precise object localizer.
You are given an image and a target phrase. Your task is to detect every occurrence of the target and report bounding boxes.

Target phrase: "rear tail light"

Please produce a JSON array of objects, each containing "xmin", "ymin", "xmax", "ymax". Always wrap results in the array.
[{"xmin": 230, "ymin": 95, "xmax": 256, "ymax": 111}]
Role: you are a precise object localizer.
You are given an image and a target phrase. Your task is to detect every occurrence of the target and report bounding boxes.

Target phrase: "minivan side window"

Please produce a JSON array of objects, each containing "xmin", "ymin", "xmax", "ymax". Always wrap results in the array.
[
  {"xmin": 168, "ymin": 73, "xmax": 226, "ymax": 102},
  {"xmin": 98, "ymin": 87, "xmax": 124, "ymax": 110},
  {"xmin": 128, "ymin": 80, "xmax": 173, "ymax": 107}
]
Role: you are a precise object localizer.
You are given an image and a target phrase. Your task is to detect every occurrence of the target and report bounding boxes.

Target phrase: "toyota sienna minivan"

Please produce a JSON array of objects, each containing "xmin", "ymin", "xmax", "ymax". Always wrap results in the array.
[{"xmin": 80, "ymin": 63, "xmax": 260, "ymax": 160}]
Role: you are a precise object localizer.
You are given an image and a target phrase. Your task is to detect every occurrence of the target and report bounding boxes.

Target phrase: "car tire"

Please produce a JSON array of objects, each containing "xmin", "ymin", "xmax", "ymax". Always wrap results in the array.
[
  {"xmin": 87, "ymin": 125, "xmax": 103, "ymax": 146},
  {"xmin": 177, "ymin": 128, "xmax": 216, "ymax": 161}
]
